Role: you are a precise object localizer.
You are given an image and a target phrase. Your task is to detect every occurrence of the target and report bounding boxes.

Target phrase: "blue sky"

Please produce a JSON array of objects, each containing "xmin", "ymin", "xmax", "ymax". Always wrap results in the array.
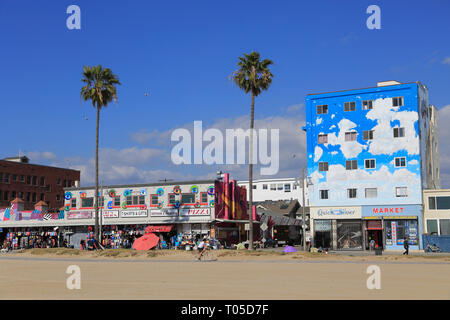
[{"xmin": 1, "ymin": 0, "xmax": 450, "ymax": 186}]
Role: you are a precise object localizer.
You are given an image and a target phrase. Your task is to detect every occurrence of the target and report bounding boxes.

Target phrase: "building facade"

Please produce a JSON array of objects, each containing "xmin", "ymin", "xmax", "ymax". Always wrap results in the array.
[
  {"xmin": 423, "ymin": 189, "xmax": 450, "ymax": 236},
  {"xmin": 304, "ymin": 81, "xmax": 440, "ymax": 250},
  {"xmin": 0, "ymin": 156, "xmax": 80, "ymax": 211}
]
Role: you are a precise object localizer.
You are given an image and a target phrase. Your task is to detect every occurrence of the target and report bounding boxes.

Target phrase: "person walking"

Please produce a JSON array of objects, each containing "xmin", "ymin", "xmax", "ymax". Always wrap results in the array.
[{"xmin": 403, "ymin": 236, "xmax": 409, "ymax": 255}]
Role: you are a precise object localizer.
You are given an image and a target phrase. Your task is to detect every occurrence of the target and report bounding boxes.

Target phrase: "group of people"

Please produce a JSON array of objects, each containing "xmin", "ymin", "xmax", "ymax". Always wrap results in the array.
[{"xmin": 1, "ymin": 234, "xmax": 61, "ymax": 251}]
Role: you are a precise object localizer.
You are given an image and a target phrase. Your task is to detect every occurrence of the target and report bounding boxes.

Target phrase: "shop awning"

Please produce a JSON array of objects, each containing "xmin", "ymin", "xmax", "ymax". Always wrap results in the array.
[{"xmin": 145, "ymin": 225, "xmax": 173, "ymax": 233}]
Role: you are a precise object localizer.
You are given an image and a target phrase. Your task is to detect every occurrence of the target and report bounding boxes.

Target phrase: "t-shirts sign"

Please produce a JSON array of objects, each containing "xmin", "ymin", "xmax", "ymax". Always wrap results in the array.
[{"xmin": 120, "ymin": 210, "xmax": 148, "ymax": 218}]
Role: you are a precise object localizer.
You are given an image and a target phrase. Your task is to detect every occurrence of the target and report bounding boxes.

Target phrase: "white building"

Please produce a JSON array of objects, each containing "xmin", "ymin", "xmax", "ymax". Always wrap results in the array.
[{"xmin": 237, "ymin": 178, "xmax": 309, "ymax": 206}]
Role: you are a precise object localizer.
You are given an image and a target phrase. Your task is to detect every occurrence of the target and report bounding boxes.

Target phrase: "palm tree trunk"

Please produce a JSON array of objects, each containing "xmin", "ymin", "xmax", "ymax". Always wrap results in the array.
[
  {"xmin": 94, "ymin": 105, "xmax": 100, "ymax": 243},
  {"xmin": 248, "ymin": 92, "xmax": 255, "ymax": 250}
]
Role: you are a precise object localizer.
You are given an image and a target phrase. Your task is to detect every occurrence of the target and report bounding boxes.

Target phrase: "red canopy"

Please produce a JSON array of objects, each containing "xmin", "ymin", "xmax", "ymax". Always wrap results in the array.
[{"xmin": 132, "ymin": 233, "xmax": 159, "ymax": 251}]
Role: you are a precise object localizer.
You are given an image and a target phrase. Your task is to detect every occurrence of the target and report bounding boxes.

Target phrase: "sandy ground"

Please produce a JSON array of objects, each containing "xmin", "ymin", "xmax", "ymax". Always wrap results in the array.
[{"xmin": 0, "ymin": 249, "xmax": 449, "ymax": 300}]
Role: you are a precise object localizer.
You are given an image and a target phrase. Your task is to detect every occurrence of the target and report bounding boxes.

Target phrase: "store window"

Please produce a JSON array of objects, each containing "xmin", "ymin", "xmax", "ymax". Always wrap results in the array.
[{"xmin": 337, "ymin": 220, "xmax": 362, "ymax": 249}]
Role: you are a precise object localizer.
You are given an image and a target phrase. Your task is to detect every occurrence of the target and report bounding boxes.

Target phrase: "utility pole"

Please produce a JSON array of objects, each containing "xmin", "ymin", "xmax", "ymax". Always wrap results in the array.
[{"xmin": 302, "ymin": 168, "xmax": 307, "ymax": 251}]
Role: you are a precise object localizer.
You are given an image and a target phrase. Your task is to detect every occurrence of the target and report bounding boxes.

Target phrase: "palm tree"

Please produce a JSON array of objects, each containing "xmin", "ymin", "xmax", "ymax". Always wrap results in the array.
[
  {"xmin": 232, "ymin": 51, "xmax": 274, "ymax": 250},
  {"xmin": 81, "ymin": 65, "xmax": 121, "ymax": 244}
]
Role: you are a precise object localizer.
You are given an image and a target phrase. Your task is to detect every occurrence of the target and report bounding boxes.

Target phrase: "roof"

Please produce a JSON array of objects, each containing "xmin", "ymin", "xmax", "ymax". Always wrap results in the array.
[
  {"xmin": 306, "ymin": 81, "xmax": 420, "ymax": 99},
  {"xmin": 0, "ymin": 159, "xmax": 80, "ymax": 173},
  {"xmin": 34, "ymin": 201, "xmax": 48, "ymax": 206},
  {"xmin": 11, "ymin": 197, "xmax": 24, "ymax": 203},
  {"xmin": 65, "ymin": 179, "xmax": 216, "ymax": 191}
]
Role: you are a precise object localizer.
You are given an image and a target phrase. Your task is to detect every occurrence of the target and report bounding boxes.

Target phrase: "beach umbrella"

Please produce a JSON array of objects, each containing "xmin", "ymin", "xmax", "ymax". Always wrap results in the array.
[
  {"xmin": 284, "ymin": 245, "xmax": 297, "ymax": 253},
  {"xmin": 132, "ymin": 233, "xmax": 159, "ymax": 251}
]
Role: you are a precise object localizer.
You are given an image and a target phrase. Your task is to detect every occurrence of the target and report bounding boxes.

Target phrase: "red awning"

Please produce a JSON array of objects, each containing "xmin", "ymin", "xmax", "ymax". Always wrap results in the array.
[{"xmin": 145, "ymin": 225, "xmax": 173, "ymax": 233}]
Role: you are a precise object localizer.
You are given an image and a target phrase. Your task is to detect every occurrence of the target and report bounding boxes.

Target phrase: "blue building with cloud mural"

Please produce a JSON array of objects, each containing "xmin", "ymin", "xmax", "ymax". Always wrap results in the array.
[{"xmin": 303, "ymin": 81, "xmax": 440, "ymax": 251}]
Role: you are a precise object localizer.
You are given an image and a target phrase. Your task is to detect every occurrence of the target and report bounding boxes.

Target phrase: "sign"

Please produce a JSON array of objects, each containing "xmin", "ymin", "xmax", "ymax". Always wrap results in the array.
[
  {"xmin": 311, "ymin": 207, "xmax": 361, "ymax": 219},
  {"xmin": 146, "ymin": 225, "xmax": 173, "ymax": 232},
  {"xmin": 245, "ymin": 223, "xmax": 250, "ymax": 231},
  {"xmin": 391, "ymin": 221, "xmax": 397, "ymax": 244},
  {"xmin": 102, "ymin": 210, "xmax": 119, "ymax": 218},
  {"xmin": 180, "ymin": 208, "xmax": 210, "ymax": 216},
  {"xmin": 150, "ymin": 209, "xmax": 178, "ymax": 217},
  {"xmin": 362, "ymin": 205, "xmax": 421, "ymax": 218},
  {"xmin": 314, "ymin": 219, "xmax": 332, "ymax": 231},
  {"xmin": 260, "ymin": 223, "xmax": 268, "ymax": 231},
  {"xmin": 67, "ymin": 211, "xmax": 92, "ymax": 219},
  {"xmin": 120, "ymin": 210, "xmax": 148, "ymax": 218}
]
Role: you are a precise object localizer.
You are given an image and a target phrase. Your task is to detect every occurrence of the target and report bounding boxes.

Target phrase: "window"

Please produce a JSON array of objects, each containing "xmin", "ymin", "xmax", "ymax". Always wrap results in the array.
[
  {"xmin": 181, "ymin": 194, "xmax": 195, "ymax": 204},
  {"xmin": 365, "ymin": 188, "xmax": 377, "ymax": 198},
  {"xmin": 392, "ymin": 96, "xmax": 404, "ymax": 107},
  {"xmin": 18, "ymin": 192, "xmax": 23, "ymax": 199},
  {"xmin": 395, "ymin": 157, "xmax": 406, "ymax": 167},
  {"xmin": 12, "ymin": 191, "xmax": 16, "ymax": 199},
  {"xmin": 270, "ymin": 184, "xmax": 276, "ymax": 191},
  {"xmin": 363, "ymin": 130, "xmax": 374, "ymax": 140},
  {"xmin": 362, "ymin": 100, "xmax": 373, "ymax": 110},
  {"xmin": 32, "ymin": 193, "xmax": 36, "ymax": 203},
  {"xmin": 98, "ymin": 197, "xmax": 105, "ymax": 207},
  {"xmin": 151, "ymin": 195, "xmax": 158, "ymax": 205},
  {"xmin": 396, "ymin": 187, "xmax": 408, "ymax": 197},
  {"xmin": 201, "ymin": 192, "xmax": 208, "ymax": 204},
  {"xmin": 319, "ymin": 162, "xmax": 328, "ymax": 172},
  {"xmin": 56, "ymin": 194, "xmax": 60, "ymax": 202},
  {"xmin": 27, "ymin": 176, "xmax": 31, "ymax": 185},
  {"xmin": 426, "ymin": 219, "xmax": 438, "ymax": 235},
  {"xmin": 345, "ymin": 160, "xmax": 358, "ymax": 170},
  {"xmin": 4, "ymin": 173, "xmax": 9, "ymax": 183},
  {"xmin": 57, "ymin": 178, "xmax": 61, "ymax": 185},
  {"xmin": 32, "ymin": 176, "xmax": 37, "ymax": 186},
  {"xmin": 63, "ymin": 180, "xmax": 67, "ymax": 188},
  {"xmin": 317, "ymin": 104, "xmax": 328, "ymax": 114},
  {"xmin": 284, "ymin": 184, "xmax": 291, "ymax": 192},
  {"xmin": 318, "ymin": 134, "xmax": 328, "ymax": 144},
  {"xmin": 40, "ymin": 177, "xmax": 45, "ymax": 186},
  {"xmin": 81, "ymin": 197, "xmax": 94, "ymax": 207},
  {"xmin": 139, "ymin": 195, "xmax": 145, "ymax": 205},
  {"xmin": 345, "ymin": 132, "xmax": 357, "ymax": 141},
  {"xmin": 393, "ymin": 127, "xmax": 405, "ymax": 138},
  {"xmin": 252, "ymin": 185, "xmax": 257, "ymax": 190},
  {"xmin": 262, "ymin": 184, "xmax": 268, "ymax": 190},
  {"xmin": 68, "ymin": 180, "xmax": 72, "ymax": 187},
  {"xmin": 114, "ymin": 196, "xmax": 121, "ymax": 206},
  {"xmin": 440, "ymin": 220, "xmax": 450, "ymax": 235},
  {"xmin": 347, "ymin": 188, "xmax": 357, "ymax": 199},
  {"xmin": 436, "ymin": 196, "xmax": 450, "ymax": 210},
  {"xmin": 26, "ymin": 192, "xmax": 30, "ymax": 202},
  {"xmin": 126, "ymin": 195, "xmax": 144, "ymax": 206},
  {"xmin": 344, "ymin": 101, "xmax": 356, "ymax": 111},
  {"xmin": 71, "ymin": 198, "xmax": 77, "ymax": 208},
  {"xmin": 19, "ymin": 175, "xmax": 24, "ymax": 182},
  {"xmin": 126, "ymin": 196, "xmax": 132, "ymax": 205},
  {"xmin": 46, "ymin": 184, "xmax": 51, "ymax": 192},
  {"xmin": 12, "ymin": 174, "xmax": 17, "ymax": 182},
  {"xmin": 40, "ymin": 193, "xmax": 45, "ymax": 201},
  {"xmin": 277, "ymin": 184, "xmax": 283, "ymax": 190},
  {"xmin": 319, "ymin": 190, "xmax": 329, "ymax": 199},
  {"xmin": 365, "ymin": 159, "xmax": 376, "ymax": 169},
  {"xmin": 169, "ymin": 194, "xmax": 176, "ymax": 205},
  {"xmin": 429, "ymin": 196, "xmax": 436, "ymax": 209},
  {"xmin": 0, "ymin": 190, "xmax": 2, "ymax": 200},
  {"xmin": 0, "ymin": 173, "xmax": 2, "ymax": 182},
  {"xmin": 4, "ymin": 191, "xmax": 9, "ymax": 201}
]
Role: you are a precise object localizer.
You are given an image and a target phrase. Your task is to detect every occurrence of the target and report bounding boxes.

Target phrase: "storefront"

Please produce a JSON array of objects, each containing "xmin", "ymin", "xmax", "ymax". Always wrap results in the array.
[
  {"xmin": 362, "ymin": 205, "xmax": 422, "ymax": 250},
  {"xmin": 310, "ymin": 207, "xmax": 362, "ymax": 250}
]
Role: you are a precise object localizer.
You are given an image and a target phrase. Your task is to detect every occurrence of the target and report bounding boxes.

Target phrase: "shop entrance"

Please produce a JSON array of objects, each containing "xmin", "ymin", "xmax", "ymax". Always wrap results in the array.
[
  {"xmin": 314, "ymin": 231, "xmax": 331, "ymax": 249},
  {"xmin": 366, "ymin": 220, "xmax": 383, "ymax": 250}
]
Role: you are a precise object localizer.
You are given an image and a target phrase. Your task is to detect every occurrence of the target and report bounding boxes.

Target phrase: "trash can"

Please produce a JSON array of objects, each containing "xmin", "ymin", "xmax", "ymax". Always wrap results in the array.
[{"xmin": 375, "ymin": 248, "xmax": 382, "ymax": 255}]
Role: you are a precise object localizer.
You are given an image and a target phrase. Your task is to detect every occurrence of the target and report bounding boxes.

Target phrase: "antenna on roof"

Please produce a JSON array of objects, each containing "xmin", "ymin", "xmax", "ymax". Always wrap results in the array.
[{"xmin": 158, "ymin": 178, "xmax": 173, "ymax": 182}]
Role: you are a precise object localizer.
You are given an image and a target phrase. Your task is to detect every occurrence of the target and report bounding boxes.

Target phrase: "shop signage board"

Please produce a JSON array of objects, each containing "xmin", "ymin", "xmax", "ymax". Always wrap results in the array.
[
  {"xmin": 260, "ymin": 223, "xmax": 268, "ymax": 231},
  {"xmin": 67, "ymin": 211, "xmax": 93, "ymax": 219},
  {"xmin": 120, "ymin": 210, "xmax": 148, "ymax": 218},
  {"xmin": 180, "ymin": 208, "xmax": 210, "ymax": 216},
  {"xmin": 362, "ymin": 205, "xmax": 421, "ymax": 217},
  {"xmin": 102, "ymin": 210, "xmax": 119, "ymax": 218},
  {"xmin": 391, "ymin": 221, "xmax": 397, "ymax": 244},
  {"xmin": 150, "ymin": 209, "xmax": 178, "ymax": 217},
  {"xmin": 311, "ymin": 207, "xmax": 361, "ymax": 219}
]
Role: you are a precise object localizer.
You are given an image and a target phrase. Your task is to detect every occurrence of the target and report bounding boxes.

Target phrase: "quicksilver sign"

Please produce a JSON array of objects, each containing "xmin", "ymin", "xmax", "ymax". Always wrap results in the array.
[{"xmin": 317, "ymin": 208, "xmax": 356, "ymax": 217}]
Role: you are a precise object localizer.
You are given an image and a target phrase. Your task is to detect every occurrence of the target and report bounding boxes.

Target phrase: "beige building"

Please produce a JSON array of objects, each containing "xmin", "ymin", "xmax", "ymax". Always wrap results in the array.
[{"xmin": 423, "ymin": 189, "xmax": 450, "ymax": 235}]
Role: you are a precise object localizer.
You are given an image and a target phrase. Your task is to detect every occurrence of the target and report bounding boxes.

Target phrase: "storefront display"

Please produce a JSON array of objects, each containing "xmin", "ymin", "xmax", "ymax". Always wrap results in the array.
[{"xmin": 336, "ymin": 220, "xmax": 362, "ymax": 250}]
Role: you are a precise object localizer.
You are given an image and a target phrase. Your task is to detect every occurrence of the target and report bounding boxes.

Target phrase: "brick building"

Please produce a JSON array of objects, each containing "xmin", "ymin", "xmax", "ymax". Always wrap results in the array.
[{"xmin": 0, "ymin": 156, "xmax": 80, "ymax": 211}]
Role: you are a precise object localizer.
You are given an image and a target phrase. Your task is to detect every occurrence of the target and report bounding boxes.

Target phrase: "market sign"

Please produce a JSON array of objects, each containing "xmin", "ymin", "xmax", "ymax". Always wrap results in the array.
[
  {"xmin": 67, "ymin": 211, "xmax": 93, "ymax": 219},
  {"xmin": 362, "ymin": 205, "xmax": 421, "ymax": 217},
  {"xmin": 120, "ymin": 210, "xmax": 148, "ymax": 218},
  {"xmin": 311, "ymin": 207, "xmax": 361, "ymax": 219},
  {"xmin": 180, "ymin": 208, "xmax": 210, "ymax": 216},
  {"xmin": 102, "ymin": 210, "xmax": 119, "ymax": 218},
  {"xmin": 150, "ymin": 209, "xmax": 178, "ymax": 217}
]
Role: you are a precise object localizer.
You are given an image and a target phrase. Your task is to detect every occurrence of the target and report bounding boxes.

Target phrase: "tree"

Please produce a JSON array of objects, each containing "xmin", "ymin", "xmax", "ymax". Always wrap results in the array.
[
  {"xmin": 81, "ymin": 65, "xmax": 121, "ymax": 244},
  {"xmin": 232, "ymin": 51, "xmax": 274, "ymax": 250}
]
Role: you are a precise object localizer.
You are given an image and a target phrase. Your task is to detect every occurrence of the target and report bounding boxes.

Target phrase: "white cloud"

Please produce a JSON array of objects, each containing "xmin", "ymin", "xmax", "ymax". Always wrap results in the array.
[
  {"xmin": 366, "ymin": 97, "xmax": 419, "ymax": 155},
  {"xmin": 327, "ymin": 119, "xmax": 366, "ymax": 158},
  {"xmin": 408, "ymin": 159, "xmax": 418, "ymax": 165},
  {"xmin": 316, "ymin": 117, "xmax": 322, "ymax": 125},
  {"xmin": 442, "ymin": 57, "xmax": 450, "ymax": 65},
  {"xmin": 314, "ymin": 146, "xmax": 323, "ymax": 162}
]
